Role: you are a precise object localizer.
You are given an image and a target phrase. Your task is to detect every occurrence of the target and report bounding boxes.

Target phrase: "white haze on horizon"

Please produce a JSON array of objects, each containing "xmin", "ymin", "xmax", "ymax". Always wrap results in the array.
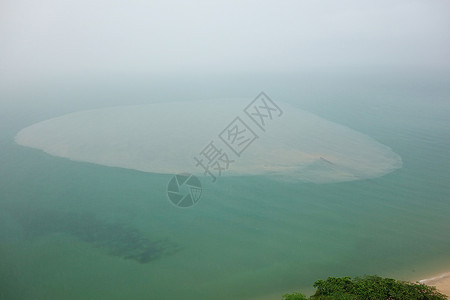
[{"xmin": 1, "ymin": 0, "xmax": 449, "ymax": 86}]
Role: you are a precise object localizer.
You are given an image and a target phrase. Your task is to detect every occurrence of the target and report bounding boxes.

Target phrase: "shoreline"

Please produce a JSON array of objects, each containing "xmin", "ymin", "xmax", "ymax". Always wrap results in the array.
[{"xmin": 418, "ymin": 272, "xmax": 450, "ymax": 297}]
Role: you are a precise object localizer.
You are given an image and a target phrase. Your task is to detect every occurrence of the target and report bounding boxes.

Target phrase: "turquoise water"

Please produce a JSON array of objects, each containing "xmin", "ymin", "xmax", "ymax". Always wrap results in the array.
[{"xmin": 1, "ymin": 71, "xmax": 449, "ymax": 299}]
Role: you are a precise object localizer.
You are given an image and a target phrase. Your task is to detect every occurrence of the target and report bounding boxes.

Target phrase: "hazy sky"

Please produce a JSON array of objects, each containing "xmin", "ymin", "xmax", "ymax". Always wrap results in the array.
[{"xmin": 1, "ymin": 0, "xmax": 449, "ymax": 84}]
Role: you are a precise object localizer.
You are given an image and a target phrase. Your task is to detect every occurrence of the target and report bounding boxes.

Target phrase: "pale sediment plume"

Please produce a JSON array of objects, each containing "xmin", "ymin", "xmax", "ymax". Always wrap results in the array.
[{"xmin": 15, "ymin": 99, "xmax": 402, "ymax": 183}]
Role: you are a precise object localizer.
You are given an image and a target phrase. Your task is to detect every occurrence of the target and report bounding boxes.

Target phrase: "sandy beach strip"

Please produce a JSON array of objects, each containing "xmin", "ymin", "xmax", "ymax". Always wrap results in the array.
[{"xmin": 419, "ymin": 272, "xmax": 450, "ymax": 297}]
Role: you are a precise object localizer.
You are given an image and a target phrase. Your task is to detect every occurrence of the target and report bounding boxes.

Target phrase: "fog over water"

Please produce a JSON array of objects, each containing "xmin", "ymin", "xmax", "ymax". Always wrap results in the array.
[{"xmin": 1, "ymin": 0, "xmax": 449, "ymax": 87}]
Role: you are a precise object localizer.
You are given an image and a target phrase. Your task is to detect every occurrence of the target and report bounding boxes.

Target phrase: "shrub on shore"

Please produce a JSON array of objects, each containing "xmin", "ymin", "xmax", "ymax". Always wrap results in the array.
[{"xmin": 282, "ymin": 275, "xmax": 447, "ymax": 300}]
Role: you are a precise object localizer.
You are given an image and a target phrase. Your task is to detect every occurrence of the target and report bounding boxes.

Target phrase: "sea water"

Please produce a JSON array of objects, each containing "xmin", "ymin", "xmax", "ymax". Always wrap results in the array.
[{"xmin": 0, "ymin": 71, "xmax": 449, "ymax": 299}]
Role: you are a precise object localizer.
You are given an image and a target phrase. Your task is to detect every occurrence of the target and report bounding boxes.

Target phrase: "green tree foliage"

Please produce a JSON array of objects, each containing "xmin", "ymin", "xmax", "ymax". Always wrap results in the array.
[
  {"xmin": 282, "ymin": 275, "xmax": 447, "ymax": 300},
  {"xmin": 282, "ymin": 291, "xmax": 308, "ymax": 300}
]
